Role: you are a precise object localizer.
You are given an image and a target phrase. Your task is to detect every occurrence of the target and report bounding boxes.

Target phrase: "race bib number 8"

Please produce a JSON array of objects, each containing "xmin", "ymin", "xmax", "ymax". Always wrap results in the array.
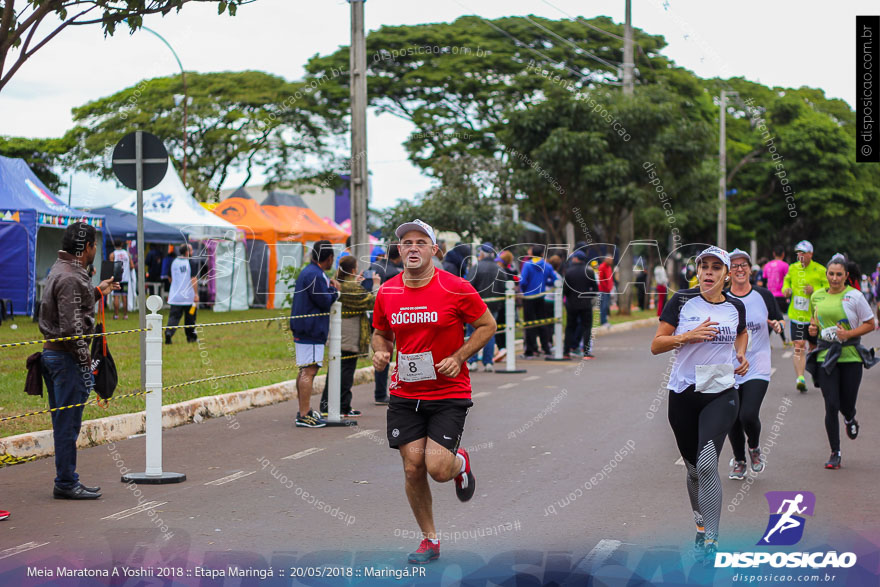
[
  {"xmin": 793, "ymin": 295, "xmax": 809, "ymax": 312},
  {"xmin": 398, "ymin": 351, "xmax": 437, "ymax": 382}
]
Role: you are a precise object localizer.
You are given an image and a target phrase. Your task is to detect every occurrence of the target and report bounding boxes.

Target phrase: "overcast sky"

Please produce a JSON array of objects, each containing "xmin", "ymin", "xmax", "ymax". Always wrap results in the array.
[{"xmin": 0, "ymin": 0, "xmax": 872, "ymax": 209}]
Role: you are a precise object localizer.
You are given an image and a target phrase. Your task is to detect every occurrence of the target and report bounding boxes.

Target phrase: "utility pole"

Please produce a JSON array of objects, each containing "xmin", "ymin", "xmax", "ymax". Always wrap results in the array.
[
  {"xmin": 717, "ymin": 89, "xmax": 736, "ymax": 249},
  {"xmin": 618, "ymin": 0, "xmax": 635, "ymax": 315},
  {"xmin": 349, "ymin": 0, "xmax": 369, "ymax": 272}
]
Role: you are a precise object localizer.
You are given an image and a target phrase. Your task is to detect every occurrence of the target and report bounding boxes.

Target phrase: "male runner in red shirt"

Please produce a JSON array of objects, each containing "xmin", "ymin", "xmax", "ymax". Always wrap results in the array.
[{"xmin": 372, "ymin": 219, "xmax": 497, "ymax": 564}]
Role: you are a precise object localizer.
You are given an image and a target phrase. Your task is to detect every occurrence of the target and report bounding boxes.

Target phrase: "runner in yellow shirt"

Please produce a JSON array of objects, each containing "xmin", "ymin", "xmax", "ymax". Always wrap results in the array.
[{"xmin": 782, "ymin": 240, "xmax": 829, "ymax": 392}]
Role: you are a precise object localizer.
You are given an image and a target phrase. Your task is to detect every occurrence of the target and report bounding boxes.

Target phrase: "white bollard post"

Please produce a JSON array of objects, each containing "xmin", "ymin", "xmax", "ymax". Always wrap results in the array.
[
  {"xmin": 497, "ymin": 280, "xmax": 525, "ymax": 373},
  {"xmin": 122, "ymin": 295, "xmax": 185, "ymax": 484},
  {"xmin": 546, "ymin": 279, "xmax": 569, "ymax": 361},
  {"xmin": 323, "ymin": 301, "xmax": 354, "ymax": 427}
]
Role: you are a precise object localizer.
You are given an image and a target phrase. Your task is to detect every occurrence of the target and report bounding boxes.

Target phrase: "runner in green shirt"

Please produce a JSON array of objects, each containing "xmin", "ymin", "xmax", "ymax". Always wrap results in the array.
[
  {"xmin": 781, "ymin": 240, "xmax": 828, "ymax": 392},
  {"xmin": 806, "ymin": 254, "xmax": 877, "ymax": 469}
]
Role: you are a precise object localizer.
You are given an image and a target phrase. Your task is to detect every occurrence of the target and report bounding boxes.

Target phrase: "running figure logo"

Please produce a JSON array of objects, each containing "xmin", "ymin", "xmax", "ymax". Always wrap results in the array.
[{"xmin": 759, "ymin": 491, "xmax": 816, "ymax": 546}]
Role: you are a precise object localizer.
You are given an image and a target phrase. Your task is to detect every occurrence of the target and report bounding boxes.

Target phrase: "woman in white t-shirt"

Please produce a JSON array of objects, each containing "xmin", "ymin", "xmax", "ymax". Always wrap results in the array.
[
  {"xmin": 651, "ymin": 246, "xmax": 749, "ymax": 563},
  {"xmin": 725, "ymin": 249, "xmax": 784, "ymax": 481}
]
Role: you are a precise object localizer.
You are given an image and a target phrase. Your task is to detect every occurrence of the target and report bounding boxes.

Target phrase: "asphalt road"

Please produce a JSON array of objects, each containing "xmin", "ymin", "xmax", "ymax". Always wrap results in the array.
[{"xmin": 2, "ymin": 325, "xmax": 879, "ymax": 586}]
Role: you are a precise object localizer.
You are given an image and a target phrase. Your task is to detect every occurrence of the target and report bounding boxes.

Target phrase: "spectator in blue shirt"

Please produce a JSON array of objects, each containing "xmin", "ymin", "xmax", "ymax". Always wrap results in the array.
[
  {"xmin": 290, "ymin": 240, "xmax": 339, "ymax": 428},
  {"xmin": 520, "ymin": 244, "xmax": 559, "ymax": 357}
]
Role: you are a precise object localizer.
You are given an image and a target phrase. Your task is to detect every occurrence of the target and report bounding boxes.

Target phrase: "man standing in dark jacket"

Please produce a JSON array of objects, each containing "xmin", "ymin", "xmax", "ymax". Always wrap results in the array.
[
  {"xmin": 290, "ymin": 240, "xmax": 339, "ymax": 427},
  {"xmin": 371, "ymin": 244, "xmax": 403, "ymax": 404},
  {"xmin": 442, "ymin": 243, "xmax": 471, "ymax": 277},
  {"xmin": 563, "ymin": 251, "xmax": 598, "ymax": 360},
  {"xmin": 465, "ymin": 243, "xmax": 504, "ymax": 371},
  {"xmin": 40, "ymin": 222, "xmax": 118, "ymax": 499}
]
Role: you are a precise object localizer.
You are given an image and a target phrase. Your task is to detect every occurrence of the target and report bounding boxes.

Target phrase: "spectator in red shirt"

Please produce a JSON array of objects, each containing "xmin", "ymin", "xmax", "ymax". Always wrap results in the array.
[{"xmin": 597, "ymin": 255, "xmax": 614, "ymax": 326}]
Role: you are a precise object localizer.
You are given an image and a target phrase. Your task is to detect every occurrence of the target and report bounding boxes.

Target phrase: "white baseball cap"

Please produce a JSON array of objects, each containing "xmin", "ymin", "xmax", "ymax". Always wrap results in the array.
[
  {"xmin": 695, "ymin": 246, "xmax": 731, "ymax": 269},
  {"xmin": 728, "ymin": 248, "xmax": 751, "ymax": 264},
  {"xmin": 795, "ymin": 240, "xmax": 813, "ymax": 253},
  {"xmin": 395, "ymin": 219, "xmax": 437, "ymax": 244}
]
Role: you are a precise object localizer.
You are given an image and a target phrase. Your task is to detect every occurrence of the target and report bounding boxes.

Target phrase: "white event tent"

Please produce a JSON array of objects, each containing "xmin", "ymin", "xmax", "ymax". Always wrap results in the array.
[{"xmin": 112, "ymin": 164, "xmax": 250, "ymax": 311}]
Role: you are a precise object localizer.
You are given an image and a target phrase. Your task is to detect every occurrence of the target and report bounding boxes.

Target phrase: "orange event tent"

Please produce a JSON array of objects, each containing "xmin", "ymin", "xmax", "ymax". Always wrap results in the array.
[
  {"xmin": 260, "ymin": 191, "xmax": 347, "ymax": 244},
  {"xmin": 212, "ymin": 193, "xmax": 294, "ymax": 309}
]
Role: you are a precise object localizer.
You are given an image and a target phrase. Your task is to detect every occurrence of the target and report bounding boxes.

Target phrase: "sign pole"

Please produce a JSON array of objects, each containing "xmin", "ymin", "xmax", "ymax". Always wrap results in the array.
[{"xmin": 136, "ymin": 131, "xmax": 147, "ymax": 389}]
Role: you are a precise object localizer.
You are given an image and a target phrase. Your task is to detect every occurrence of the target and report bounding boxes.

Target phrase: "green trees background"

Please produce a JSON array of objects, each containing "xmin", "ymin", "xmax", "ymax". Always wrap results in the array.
[{"xmin": 2, "ymin": 14, "xmax": 877, "ymax": 269}]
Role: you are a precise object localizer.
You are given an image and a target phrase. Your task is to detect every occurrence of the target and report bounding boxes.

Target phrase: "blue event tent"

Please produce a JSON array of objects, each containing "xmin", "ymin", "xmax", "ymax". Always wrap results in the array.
[
  {"xmin": 0, "ymin": 156, "xmax": 104, "ymax": 315},
  {"xmin": 91, "ymin": 206, "xmax": 187, "ymax": 251}
]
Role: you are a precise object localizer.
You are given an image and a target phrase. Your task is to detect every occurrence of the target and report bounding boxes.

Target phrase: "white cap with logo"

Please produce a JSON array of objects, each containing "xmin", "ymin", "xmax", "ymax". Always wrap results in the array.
[
  {"xmin": 395, "ymin": 219, "xmax": 437, "ymax": 245},
  {"xmin": 795, "ymin": 240, "xmax": 813, "ymax": 253},
  {"xmin": 695, "ymin": 246, "xmax": 731, "ymax": 269}
]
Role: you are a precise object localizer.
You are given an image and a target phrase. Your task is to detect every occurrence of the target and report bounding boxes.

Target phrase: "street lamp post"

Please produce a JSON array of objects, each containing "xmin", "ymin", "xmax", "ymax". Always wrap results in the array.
[
  {"xmin": 140, "ymin": 26, "xmax": 189, "ymax": 186},
  {"xmin": 717, "ymin": 89, "xmax": 738, "ymax": 249}
]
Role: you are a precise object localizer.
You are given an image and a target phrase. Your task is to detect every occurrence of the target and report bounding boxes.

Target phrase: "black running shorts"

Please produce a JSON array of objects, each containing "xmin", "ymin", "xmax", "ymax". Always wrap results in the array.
[
  {"xmin": 790, "ymin": 320, "xmax": 817, "ymax": 344},
  {"xmin": 386, "ymin": 396, "xmax": 473, "ymax": 453}
]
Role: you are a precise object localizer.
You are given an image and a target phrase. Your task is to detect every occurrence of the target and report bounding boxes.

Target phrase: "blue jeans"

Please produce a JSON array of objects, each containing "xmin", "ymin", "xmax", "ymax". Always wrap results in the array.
[
  {"xmin": 41, "ymin": 350, "xmax": 92, "ymax": 489},
  {"xmin": 466, "ymin": 323, "xmax": 496, "ymax": 366},
  {"xmin": 599, "ymin": 292, "xmax": 611, "ymax": 325}
]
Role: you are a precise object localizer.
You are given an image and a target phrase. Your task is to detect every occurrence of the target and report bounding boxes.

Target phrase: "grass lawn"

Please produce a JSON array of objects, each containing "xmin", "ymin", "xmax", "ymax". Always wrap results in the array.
[{"xmin": 0, "ymin": 309, "xmax": 370, "ymax": 439}]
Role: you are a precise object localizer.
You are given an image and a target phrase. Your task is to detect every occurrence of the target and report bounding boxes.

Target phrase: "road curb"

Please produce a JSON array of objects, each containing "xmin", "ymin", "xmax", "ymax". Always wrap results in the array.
[{"xmin": 0, "ymin": 317, "xmax": 654, "ymax": 462}]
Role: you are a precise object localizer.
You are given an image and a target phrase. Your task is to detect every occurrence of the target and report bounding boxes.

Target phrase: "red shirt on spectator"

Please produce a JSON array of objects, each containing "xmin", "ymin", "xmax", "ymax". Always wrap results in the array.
[{"xmin": 597, "ymin": 262, "xmax": 614, "ymax": 293}]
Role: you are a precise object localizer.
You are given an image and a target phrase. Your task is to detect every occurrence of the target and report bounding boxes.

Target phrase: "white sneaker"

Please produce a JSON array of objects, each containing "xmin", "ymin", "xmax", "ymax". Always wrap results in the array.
[
  {"xmin": 469, "ymin": 363, "xmax": 482, "ymax": 372},
  {"xmin": 483, "ymin": 363, "xmax": 494, "ymax": 372}
]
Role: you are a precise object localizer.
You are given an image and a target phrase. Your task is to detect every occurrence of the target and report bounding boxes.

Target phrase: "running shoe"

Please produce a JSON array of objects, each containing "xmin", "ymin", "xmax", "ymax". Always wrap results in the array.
[
  {"xmin": 494, "ymin": 348, "xmax": 507, "ymax": 362},
  {"xmin": 483, "ymin": 363, "xmax": 494, "ymax": 373},
  {"xmin": 748, "ymin": 447, "xmax": 765, "ymax": 473},
  {"xmin": 468, "ymin": 362, "xmax": 481, "ymax": 372},
  {"xmin": 796, "ymin": 376, "xmax": 807, "ymax": 393},
  {"xmin": 702, "ymin": 540, "xmax": 718, "ymax": 565},
  {"xmin": 407, "ymin": 539, "xmax": 440, "ymax": 564},
  {"xmin": 728, "ymin": 459, "xmax": 747, "ymax": 480},
  {"xmin": 693, "ymin": 531, "xmax": 706, "ymax": 555},
  {"xmin": 824, "ymin": 452, "xmax": 841, "ymax": 469},
  {"xmin": 295, "ymin": 410, "xmax": 327, "ymax": 428},
  {"xmin": 374, "ymin": 396, "xmax": 390, "ymax": 405},
  {"xmin": 582, "ymin": 352, "xmax": 595, "ymax": 360},
  {"xmin": 845, "ymin": 418, "xmax": 859, "ymax": 440},
  {"xmin": 0, "ymin": 510, "xmax": 9, "ymax": 521},
  {"xmin": 320, "ymin": 410, "xmax": 362, "ymax": 418},
  {"xmin": 454, "ymin": 448, "xmax": 475, "ymax": 502}
]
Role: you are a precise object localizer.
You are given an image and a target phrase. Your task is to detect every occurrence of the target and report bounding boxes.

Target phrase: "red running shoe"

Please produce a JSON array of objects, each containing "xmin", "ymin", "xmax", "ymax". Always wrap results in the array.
[
  {"xmin": 407, "ymin": 539, "xmax": 440, "ymax": 564},
  {"xmin": 0, "ymin": 510, "xmax": 9, "ymax": 521},
  {"xmin": 454, "ymin": 448, "xmax": 475, "ymax": 502}
]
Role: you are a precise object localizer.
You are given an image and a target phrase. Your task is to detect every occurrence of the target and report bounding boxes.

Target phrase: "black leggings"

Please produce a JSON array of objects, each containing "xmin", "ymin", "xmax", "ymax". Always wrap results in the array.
[
  {"xmin": 728, "ymin": 379, "xmax": 769, "ymax": 462},
  {"xmin": 668, "ymin": 386, "xmax": 739, "ymax": 542},
  {"xmin": 817, "ymin": 362, "xmax": 863, "ymax": 452}
]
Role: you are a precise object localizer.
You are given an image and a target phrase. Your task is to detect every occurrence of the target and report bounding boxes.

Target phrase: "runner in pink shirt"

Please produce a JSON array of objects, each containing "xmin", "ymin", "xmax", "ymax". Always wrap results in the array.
[{"xmin": 763, "ymin": 246, "xmax": 789, "ymax": 307}]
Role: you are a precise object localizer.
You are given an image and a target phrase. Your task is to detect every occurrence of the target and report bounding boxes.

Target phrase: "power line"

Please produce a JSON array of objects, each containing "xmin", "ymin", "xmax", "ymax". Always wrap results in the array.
[
  {"xmin": 451, "ymin": 0, "xmax": 621, "ymax": 86},
  {"xmin": 539, "ymin": 0, "xmax": 626, "ymax": 41},
  {"xmin": 521, "ymin": 14, "xmax": 621, "ymax": 70}
]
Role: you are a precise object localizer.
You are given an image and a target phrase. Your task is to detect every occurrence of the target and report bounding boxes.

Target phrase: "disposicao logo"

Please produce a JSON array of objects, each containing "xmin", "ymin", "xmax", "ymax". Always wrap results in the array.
[
  {"xmin": 760, "ymin": 490, "xmax": 815, "ymax": 546},
  {"xmin": 715, "ymin": 491, "xmax": 857, "ymax": 569}
]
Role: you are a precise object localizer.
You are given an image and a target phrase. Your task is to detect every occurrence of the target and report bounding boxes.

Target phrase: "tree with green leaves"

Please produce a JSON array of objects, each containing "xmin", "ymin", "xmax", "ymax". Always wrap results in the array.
[
  {"xmin": 379, "ymin": 156, "xmax": 522, "ymax": 248},
  {"xmin": 499, "ymin": 78, "xmax": 716, "ymax": 249},
  {"xmin": 0, "ymin": 134, "xmax": 73, "ymax": 192},
  {"xmin": 64, "ymin": 71, "xmax": 345, "ymax": 200},
  {"xmin": 304, "ymin": 14, "xmax": 669, "ymax": 172},
  {"xmin": 703, "ymin": 78, "xmax": 880, "ymax": 269},
  {"xmin": 0, "ymin": 0, "xmax": 255, "ymax": 93}
]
